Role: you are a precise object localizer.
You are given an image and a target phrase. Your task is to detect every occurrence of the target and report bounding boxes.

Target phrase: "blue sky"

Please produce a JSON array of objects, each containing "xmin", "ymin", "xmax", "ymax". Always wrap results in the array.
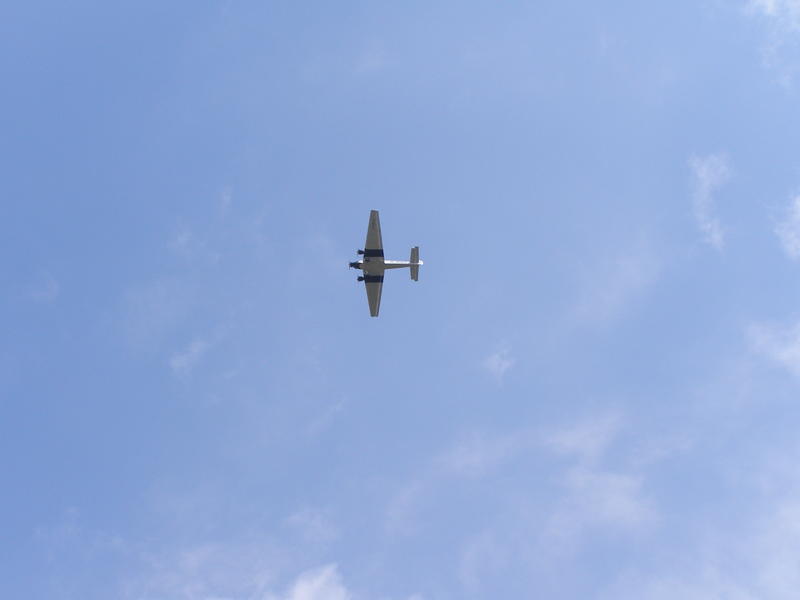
[{"xmin": 4, "ymin": 1, "xmax": 800, "ymax": 598}]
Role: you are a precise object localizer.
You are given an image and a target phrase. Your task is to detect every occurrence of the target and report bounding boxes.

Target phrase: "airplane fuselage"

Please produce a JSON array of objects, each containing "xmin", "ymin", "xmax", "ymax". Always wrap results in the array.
[
  {"xmin": 349, "ymin": 258, "xmax": 417, "ymax": 274},
  {"xmin": 351, "ymin": 210, "xmax": 422, "ymax": 316}
]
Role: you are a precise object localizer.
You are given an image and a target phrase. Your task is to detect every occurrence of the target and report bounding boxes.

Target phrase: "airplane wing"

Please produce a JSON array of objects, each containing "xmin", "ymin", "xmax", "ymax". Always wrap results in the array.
[
  {"xmin": 362, "ymin": 210, "xmax": 384, "ymax": 316},
  {"xmin": 364, "ymin": 210, "xmax": 383, "ymax": 258},
  {"xmin": 364, "ymin": 274, "xmax": 384, "ymax": 317}
]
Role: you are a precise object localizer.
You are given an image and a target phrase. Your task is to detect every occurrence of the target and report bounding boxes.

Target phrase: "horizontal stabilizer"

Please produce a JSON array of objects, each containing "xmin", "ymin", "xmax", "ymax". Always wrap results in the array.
[{"xmin": 410, "ymin": 246, "xmax": 420, "ymax": 281}]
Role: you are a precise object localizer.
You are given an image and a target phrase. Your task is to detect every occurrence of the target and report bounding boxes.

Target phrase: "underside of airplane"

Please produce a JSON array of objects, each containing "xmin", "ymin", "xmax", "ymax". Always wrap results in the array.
[{"xmin": 349, "ymin": 210, "xmax": 422, "ymax": 317}]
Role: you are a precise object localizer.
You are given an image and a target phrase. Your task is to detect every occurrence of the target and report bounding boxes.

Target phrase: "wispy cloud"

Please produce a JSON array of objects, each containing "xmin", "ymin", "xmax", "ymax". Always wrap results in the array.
[
  {"xmin": 219, "ymin": 186, "xmax": 233, "ymax": 215},
  {"xmin": 690, "ymin": 153, "xmax": 731, "ymax": 250},
  {"xmin": 751, "ymin": 497, "xmax": 800, "ymax": 599},
  {"xmin": 386, "ymin": 428, "xmax": 536, "ymax": 535},
  {"xmin": 749, "ymin": 319, "xmax": 800, "ymax": 376},
  {"xmin": 306, "ymin": 399, "xmax": 346, "ymax": 436},
  {"xmin": 268, "ymin": 564, "xmax": 351, "ymax": 600},
  {"xmin": 458, "ymin": 530, "xmax": 509, "ymax": 591},
  {"xmin": 121, "ymin": 278, "xmax": 193, "ymax": 350},
  {"xmin": 437, "ymin": 430, "xmax": 533, "ymax": 478},
  {"xmin": 749, "ymin": 0, "xmax": 800, "ymax": 32},
  {"xmin": 35, "ymin": 509, "xmax": 353, "ymax": 600},
  {"xmin": 543, "ymin": 466, "xmax": 655, "ymax": 545},
  {"xmin": 168, "ymin": 228, "xmax": 194, "ymax": 256},
  {"xmin": 29, "ymin": 271, "xmax": 60, "ymax": 303},
  {"xmin": 449, "ymin": 415, "xmax": 658, "ymax": 592},
  {"xmin": 285, "ymin": 508, "xmax": 339, "ymax": 545},
  {"xmin": 482, "ymin": 345, "xmax": 515, "ymax": 382},
  {"xmin": 774, "ymin": 195, "xmax": 800, "ymax": 259},
  {"xmin": 387, "ymin": 413, "xmax": 657, "ymax": 557},
  {"xmin": 539, "ymin": 416, "xmax": 656, "ymax": 555},
  {"xmin": 571, "ymin": 238, "xmax": 660, "ymax": 324},
  {"xmin": 34, "ymin": 507, "xmax": 126, "ymax": 566},
  {"xmin": 139, "ymin": 541, "xmax": 279, "ymax": 599},
  {"xmin": 168, "ymin": 225, "xmax": 221, "ymax": 264},
  {"xmin": 169, "ymin": 338, "xmax": 211, "ymax": 375},
  {"xmin": 544, "ymin": 414, "xmax": 623, "ymax": 463},
  {"xmin": 385, "ymin": 480, "xmax": 428, "ymax": 536},
  {"xmin": 745, "ymin": 0, "xmax": 800, "ymax": 86},
  {"xmin": 599, "ymin": 442, "xmax": 800, "ymax": 600}
]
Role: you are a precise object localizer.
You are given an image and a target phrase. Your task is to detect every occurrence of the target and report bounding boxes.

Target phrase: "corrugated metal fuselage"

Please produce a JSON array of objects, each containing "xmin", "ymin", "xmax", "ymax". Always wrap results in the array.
[{"xmin": 351, "ymin": 259, "xmax": 414, "ymax": 274}]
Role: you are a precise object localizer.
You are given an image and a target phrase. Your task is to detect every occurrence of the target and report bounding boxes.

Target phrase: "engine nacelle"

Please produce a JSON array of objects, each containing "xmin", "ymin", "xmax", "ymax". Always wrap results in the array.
[
  {"xmin": 357, "ymin": 249, "xmax": 365, "ymax": 255},
  {"xmin": 357, "ymin": 276, "xmax": 365, "ymax": 282}
]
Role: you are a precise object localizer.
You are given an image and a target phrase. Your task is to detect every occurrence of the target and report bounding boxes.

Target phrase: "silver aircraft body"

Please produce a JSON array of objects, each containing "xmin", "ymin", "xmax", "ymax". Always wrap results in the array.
[{"xmin": 349, "ymin": 210, "xmax": 422, "ymax": 317}]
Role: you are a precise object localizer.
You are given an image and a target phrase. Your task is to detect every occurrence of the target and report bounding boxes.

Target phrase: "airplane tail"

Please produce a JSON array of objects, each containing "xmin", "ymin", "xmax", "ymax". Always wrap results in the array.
[{"xmin": 410, "ymin": 246, "xmax": 421, "ymax": 281}]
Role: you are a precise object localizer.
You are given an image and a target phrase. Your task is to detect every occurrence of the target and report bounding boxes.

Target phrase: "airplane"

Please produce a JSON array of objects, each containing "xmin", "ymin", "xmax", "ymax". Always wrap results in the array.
[{"xmin": 349, "ymin": 210, "xmax": 422, "ymax": 317}]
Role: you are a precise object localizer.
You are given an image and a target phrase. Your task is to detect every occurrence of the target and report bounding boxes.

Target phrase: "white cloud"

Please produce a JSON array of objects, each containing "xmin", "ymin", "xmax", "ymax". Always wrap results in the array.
[
  {"xmin": 121, "ymin": 536, "xmax": 349, "ymax": 600},
  {"xmin": 447, "ymin": 415, "xmax": 658, "ymax": 592},
  {"xmin": 123, "ymin": 540, "xmax": 281, "ymax": 600},
  {"xmin": 34, "ymin": 495, "xmax": 351, "ymax": 600},
  {"xmin": 753, "ymin": 499, "xmax": 800, "ymax": 597},
  {"xmin": 118, "ymin": 532, "xmax": 352, "ymax": 600},
  {"xmin": 598, "ymin": 445, "xmax": 800, "ymax": 600},
  {"xmin": 270, "ymin": 564, "xmax": 351, "ymax": 600},
  {"xmin": 539, "ymin": 417, "xmax": 656, "ymax": 555},
  {"xmin": 169, "ymin": 339, "xmax": 211, "ymax": 375},
  {"xmin": 609, "ymin": 571, "xmax": 759, "ymax": 600},
  {"xmin": 537, "ymin": 468, "xmax": 655, "ymax": 556},
  {"xmin": 482, "ymin": 345, "xmax": 515, "ymax": 382},
  {"xmin": 749, "ymin": 320, "xmax": 800, "ymax": 376},
  {"xmin": 745, "ymin": 0, "xmax": 800, "ymax": 86},
  {"xmin": 690, "ymin": 154, "xmax": 731, "ymax": 250},
  {"xmin": 749, "ymin": 0, "xmax": 800, "ymax": 31},
  {"xmin": 33, "ymin": 512, "xmax": 278, "ymax": 600},
  {"xmin": 775, "ymin": 195, "xmax": 800, "ymax": 259},
  {"xmin": 389, "ymin": 413, "xmax": 657, "ymax": 558}
]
